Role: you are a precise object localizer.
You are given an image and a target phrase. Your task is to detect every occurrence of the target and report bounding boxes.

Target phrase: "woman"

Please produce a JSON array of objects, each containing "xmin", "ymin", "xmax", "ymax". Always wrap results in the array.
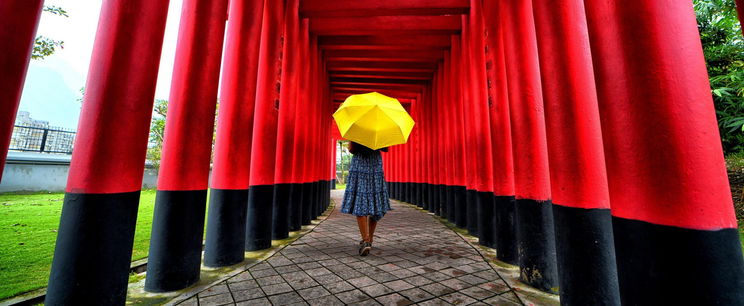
[{"xmin": 341, "ymin": 141, "xmax": 391, "ymax": 256}]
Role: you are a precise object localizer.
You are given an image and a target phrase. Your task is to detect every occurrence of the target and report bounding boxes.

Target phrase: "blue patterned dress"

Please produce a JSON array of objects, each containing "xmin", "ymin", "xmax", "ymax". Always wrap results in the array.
[{"xmin": 341, "ymin": 150, "xmax": 391, "ymax": 221}]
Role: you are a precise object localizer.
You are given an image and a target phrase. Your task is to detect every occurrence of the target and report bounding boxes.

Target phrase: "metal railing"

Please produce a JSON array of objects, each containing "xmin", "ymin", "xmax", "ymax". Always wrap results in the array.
[{"xmin": 9, "ymin": 125, "xmax": 76, "ymax": 154}]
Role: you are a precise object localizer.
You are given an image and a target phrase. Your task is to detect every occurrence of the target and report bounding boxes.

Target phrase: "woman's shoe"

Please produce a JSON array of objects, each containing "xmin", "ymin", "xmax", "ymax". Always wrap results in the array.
[{"xmin": 360, "ymin": 242, "xmax": 372, "ymax": 256}]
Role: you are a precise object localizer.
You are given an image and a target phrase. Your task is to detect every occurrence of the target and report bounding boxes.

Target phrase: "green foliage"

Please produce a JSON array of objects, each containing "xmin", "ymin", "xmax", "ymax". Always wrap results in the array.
[
  {"xmin": 146, "ymin": 99, "xmax": 168, "ymax": 171},
  {"xmin": 31, "ymin": 6, "xmax": 68, "ymax": 60},
  {"xmin": 695, "ymin": 0, "xmax": 744, "ymax": 153}
]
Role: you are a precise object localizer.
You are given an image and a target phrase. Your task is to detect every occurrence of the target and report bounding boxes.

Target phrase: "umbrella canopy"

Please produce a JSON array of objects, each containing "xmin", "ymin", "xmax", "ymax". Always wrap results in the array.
[{"xmin": 333, "ymin": 92, "xmax": 415, "ymax": 150}]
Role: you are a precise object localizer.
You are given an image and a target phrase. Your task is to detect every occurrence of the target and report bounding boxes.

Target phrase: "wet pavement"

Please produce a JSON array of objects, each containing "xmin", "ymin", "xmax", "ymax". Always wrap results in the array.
[{"xmin": 174, "ymin": 190, "xmax": 558, "ymax": 305}]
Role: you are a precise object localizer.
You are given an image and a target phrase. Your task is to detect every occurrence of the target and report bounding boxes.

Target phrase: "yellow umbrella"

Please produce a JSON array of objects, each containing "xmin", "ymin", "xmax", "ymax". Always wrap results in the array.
[{"xmin": 333, "ymin": 92, "xmax": 415, "ymax": 150}]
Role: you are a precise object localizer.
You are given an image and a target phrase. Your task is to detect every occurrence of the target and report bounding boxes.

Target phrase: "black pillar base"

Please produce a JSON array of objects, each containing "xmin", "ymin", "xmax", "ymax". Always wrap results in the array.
[
  {"xmin": 446, "ymin": 186, "xmax": 456, "ymax": 223},
  {"xmin": 515, "ymin": 198, "xmax": 559, "ymax": 293},
  {"xmin": 613, "ymin": 216, "xmax": 744, "ymax": 305},
  {"xmin": 423, "ymin": 183, "xmax": 432, "ymax": 211},
  {"xmin": 437, "ymin": 184, "xmax": 447, "ymax": 217},
  {"xmin": 476, "ymin": 191, "xmax": 495, "ymax": 248},
  {"xmin": 145, "ymin": 190, "xmax": 207, "ymax": 292},
  {"xmin": 272, "ymin": 183, "xmax": 291, "ymax": 240},
  {"xmin": 553, "ymin": 204, "xmax": 620, "ymax": 305},
  {"xmin": 493, "ymin": 195, "xmax": 518, "ymax": 265},
  {"xmin": 416, "ymin": 183, "xmax": 424, "ymax": 207},
  {"xmin": 288, "ymin": 184, "xmax": 302, "ymax": 231},
  {"xmin": 454, "ymin": 186, "xmax": 467, "ymax": 228},
  {"xmin": 301, "ymin": 182, "xmax": 312, "ymax": 225},
  {"xmin": 466, "ymin": 189, "xmax": 478, "ymax": 235},
  {"xmin": 332, "ymin": 179, "xmax": 336, "ymax": 190},
  {"xmin": 204, "ymin": 188, "xmax": 248, "ymax": 267},
  {"xmin": 46, "ymin": 192, "xmax": 140, "ymax": 305},
  {"xmin": 246, "ymin": 185, "xmax": 274, "ymax": 251}
]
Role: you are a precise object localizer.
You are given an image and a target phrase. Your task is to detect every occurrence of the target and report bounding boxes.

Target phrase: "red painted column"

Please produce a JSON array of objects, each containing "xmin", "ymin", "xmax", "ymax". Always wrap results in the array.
[
  {"xmin": 531, "ymin": 0, "xmax": 620, "ymax": 303},
  {"xmin": 145, "ymin": 0, "xmax": 228, "ymax": 292},
  {"xmin": 204, "ymin": 0, "xmax": 264, "ymax": 268},
  {"xmin": 585, "ymin": 1, "xmax": 744, "ymax": 303},
  {"xmin": 443, "ymin": 50, "xmax": 458, "ymax": 223},
  {"xmin": 272, "ymin": 0, "xmax": 300, "ymax": 240},
  {"xmin": 500, "ymin": 0, "xmax": 558, "ymax": 293},
  {"xmin": 288, "ymin": 18, "xmax": 310, "ymax": 230},
  {"xmin": 298, "ymin": 35, "xmax": 319, "ymax": 224},
  {"xmin": 482, "ymin": 0, "xmax": 518, "ymax": 265},
  {"xmin": 451, "ymin": 35, "xmax": 469, "ymax": 228},
  {"xmin": 246, "ymin": 0, "xmax": 285, "ymax": 251},
  {"xmin": 460, "ymin": 15, "xmax": 482, "ymax": 236},
  {"xmin": 0, "ymin": 0, "xmax": 43, "ymax": 182},
  {"xmin": 468, "ymin": 0, "xmax": 496, "ymax": 248},
  {"xmin": 46, "ymin": 0, "xmax": 170, "ymax": 304}
]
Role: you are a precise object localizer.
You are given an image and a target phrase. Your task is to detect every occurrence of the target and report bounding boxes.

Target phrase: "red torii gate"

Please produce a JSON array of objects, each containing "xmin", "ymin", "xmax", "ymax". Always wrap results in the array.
[{"xmin": 1, "ymin": 0, "xmax": 743, "ymax": 305}]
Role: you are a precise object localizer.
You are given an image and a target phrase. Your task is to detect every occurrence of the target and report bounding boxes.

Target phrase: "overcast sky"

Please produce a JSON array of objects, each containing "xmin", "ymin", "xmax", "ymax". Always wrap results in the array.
[{"xmin": 18, "ymin": 0, "xmax": 184, "ymax": 129}]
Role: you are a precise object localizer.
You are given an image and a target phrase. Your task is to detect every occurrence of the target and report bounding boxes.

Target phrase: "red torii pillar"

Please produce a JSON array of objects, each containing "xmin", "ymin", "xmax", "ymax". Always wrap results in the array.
[
  {"xmin": 500, "ymin": 0, "xmax": 559, "ymax": 293},
  {"xmin": 45, "ymin": 0, "xmax": 170, "ymax": 303},
  {"xmin": 272, "ymin": 0, "xmax": 300, "ymax": 240},
  {"xmin": 288, "ymin": 19, "xmax": 311, "ymax": 231},
  {"xmin": 246, "ymin": 0, "xmax": 284, "ymax": 251},
  {"xmin": 0, "ymin": 1, "xmax": 43, "ymax": 182},
  {"xmin": 145, "ymin": 0, "xmax": 228, "ymax": 292},
  {"xmin": 468, "ymin": 0, "xmax": 497, "ymax": 249},
  {"xmin": 532, "ymin": 0, "xmax": 620, "ymax": 303},
  {"xmin": 451, "ymin": 36, "xmax": 470, "ymax": 228},
  {"xmin": 204, "ymin": 0, "xmax": 264, "ymax": 267},
  {"xmin": 483, "ymin": 0, "xmax": 518, "ymax": 265},
  {"xmin": 585, "ymin": 1, "xmax": 744, "ymax": 303}
]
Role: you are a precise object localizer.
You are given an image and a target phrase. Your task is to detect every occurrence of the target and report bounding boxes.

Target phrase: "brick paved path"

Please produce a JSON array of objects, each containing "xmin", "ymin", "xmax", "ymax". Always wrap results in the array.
[{"xmin": 179, "ymin": 190, "xmax": 524, "ymax": 305}]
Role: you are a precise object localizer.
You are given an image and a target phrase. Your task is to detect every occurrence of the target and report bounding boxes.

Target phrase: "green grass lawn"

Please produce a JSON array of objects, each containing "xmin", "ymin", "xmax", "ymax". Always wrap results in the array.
[
  {"xmin": 335, "ymin": 183, "xmax": 346, "ymax": 190},
  {"xmin": 0, "ymin": 190, "xmax": 157, "ymax": 300}
]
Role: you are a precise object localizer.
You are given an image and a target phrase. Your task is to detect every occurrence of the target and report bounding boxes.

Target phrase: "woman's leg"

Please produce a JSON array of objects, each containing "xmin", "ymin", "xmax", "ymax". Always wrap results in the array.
[
  {"xmin": 356, "ymin": 216, "xmax": 369, "ymax": 242},
  {"xmin": 368, "ymin": 217, "xmax": 378, "ymax": 243}
]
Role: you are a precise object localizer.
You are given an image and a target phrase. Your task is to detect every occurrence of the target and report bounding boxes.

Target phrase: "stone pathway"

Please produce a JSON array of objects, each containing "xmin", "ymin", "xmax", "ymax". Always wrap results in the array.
[{"xmin": 177, "ymin": 190, "xmax": 525, "ymax": 305}]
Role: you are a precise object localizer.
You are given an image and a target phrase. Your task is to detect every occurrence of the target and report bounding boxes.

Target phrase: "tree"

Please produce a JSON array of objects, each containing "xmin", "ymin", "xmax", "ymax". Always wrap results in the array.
[
  {"xmin": 32, "ymin": 6, "xmax": 68, "ymax": 60},
  {"xmin": 146, "ymin": 99, "xmax": 168, "ymax": 170},
  {"xmin": 695, "ymin": 0, "xmax": 744, "ymax": 153}
]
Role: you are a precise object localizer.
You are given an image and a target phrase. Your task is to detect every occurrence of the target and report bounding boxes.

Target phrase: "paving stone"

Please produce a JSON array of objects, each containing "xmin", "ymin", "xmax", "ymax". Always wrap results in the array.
[
  {"xmin": 275, "ymin": 264, "xmax": 303, "ymax": 274},
  {"xmin": 399, "ymin": 288, "xmax": 435, "ymax": 302},
  {"xmin": 482, "ymin": 295, "xmax": 522, "ymax": 305},
  {"xmin": 323, "ymin": 280, "xmax": 356, "ymax": 294},
  {"xmin": 199, "ymin": 292, "xmax": 234, "ymax": 306},
  {"xmin": 172, "ymin": 191, "xmax": 521, "ymax": 306},
  {"xmin": 460, "ymin": 285, "xmax": 498, "ymax": 300},
  {"xmin": 232, "ymin": 287, "xmax": 266, "ymax": 302},
  {"xmin": 348, "ymin": 276, "xmax": 378, "ymax": 288},
  {"xmin": 235, "ymin": 297, "xmax": 270, "ymax": 306},
  {"xmin": 261, "ymin": 282, "xmax": 294, "ymax": 296},
  {"xmin": 420, "ymin": 282, "xmax": 456, "ymax": 297},
  {"xmin": 336, "ymin": 289, "xmax": 372, "ymax": 304},
  {"xmin": 269, "ymin": 291, "xmax": 305, "ymax": 306},
  {"xmin": 228, "ymin": 271, "xmax": 254, "ymax": 283},
  {"xmin": 478, "ymin": 281, "xmax": 511, "ymax": 294},
  {"xmin": 305, "ymin": 267, "xmax": 332, "ymax": 277},
  {"xmin": 287, "ymin": 276, "xmax": 320, "ymax": 290},
  {"xmin": 306, "ymin": 295, "xmax": 345, "ymax": 306},
  {"xmin": 297, "ymin": 285, "xmax": 332, "ymax": 300},
  {"xmin": 375, "ymin": 293, "xmax": 413, "ymax": 306},
  {"xmin": 256, "ymin": 275, "xmax": 285, "ymax": 286},
  {"xmin": 382, "ymin": 279, "xmax": 415, "ymax": 291},
  {"xmin": 348, "ymin": 299, "xmax": 383, "ymax": 306},
  {"xmin": 415, "ymin": 298, "xmax": 450, "ymax": 306},
  {"xmin": 199, "ymin": 283, "xmax": 229, "ymax": 297},
  {"xmin": 178, "ymin": 297, "xmax": 198, "ymax": 306},
  {"xmin": 440, "ymin": 278, "xmax": 471, "ymax": 291},
  {"xmin": 440, "ymin": 292, "xmax": 478, "ymax": 305},
  {"xmin": 359, "ymin": 283, "xmax": 394, "ymax": 297},
  {"xmin": 404, "ymin": 275, "xmax": 433, "ymax": 286}
]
